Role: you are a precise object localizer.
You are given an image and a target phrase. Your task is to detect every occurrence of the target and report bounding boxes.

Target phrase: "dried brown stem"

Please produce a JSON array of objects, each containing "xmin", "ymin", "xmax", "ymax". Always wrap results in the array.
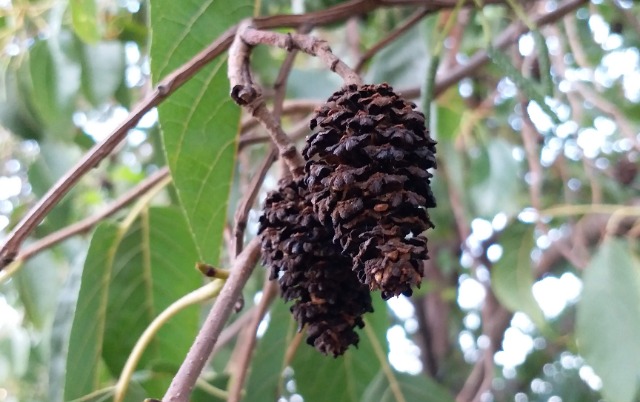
[
  {"xmin": 240, "ymin": 99, "xmax": 320, "ymax": 133},
  {"xmin": 238, "ymin": 25, "xmax": 363, "ymax": 86},
  {"xmin": 272, "ymin": 25, "xmax": 313, "ymax": 121},
  {"xmin": 163, "ymin": 238, "xmax": 261, "ymax": 402},
  {"xmin": 240, "ymin": 113, "xmax": 314, "ymax": 150},
  {"xmin": 355, "ymin": 7, "xmax": 431, "ymax": 73},
  {"xmin": 228, "ymin": 22, "xmax": 306, "ymax": 178},
  {"xmin": 433, "ymin": 0, "xmax": 588, "ymax": 97},
  {"xmin": 233, "ymin": 148, "xmax": 278, "ymax": 256},
  {"xmin": 211, "ymin": 306, "xmax": 257, "ymax": 358},
  {"xmin": 227, "ymin": 280, "xmax": 278, "ymax": 402},
  {"xmin": 17, "ymin": 167, "xmax": 170, "ymax": 264}
]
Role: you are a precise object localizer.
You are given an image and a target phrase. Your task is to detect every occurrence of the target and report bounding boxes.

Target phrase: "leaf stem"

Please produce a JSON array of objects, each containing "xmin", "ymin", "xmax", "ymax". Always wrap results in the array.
[
  {"xmin": 68, "ymin": 386, "xmax": 115, "ymax": 402},
  {"xmin": 363, "ymin": 318, "xmax": 406, "ymax": 402},
  {"xmin": 113, "ymin": 279, "xmax": 226, "ymax": 402},
  {"xmin": 539, "ymin": 204, "xmax": 640, "ymax": 218},
  {"xmin": 355, "ymin": 7, "xmax": 432, "ymax": 73},
  {"xmin": 195, "ymin": 378, "xmax": 230, "ymax": 399},
  {"xmin": 196, "ymin": 263, "xmax": 231, "ymax": 279}
]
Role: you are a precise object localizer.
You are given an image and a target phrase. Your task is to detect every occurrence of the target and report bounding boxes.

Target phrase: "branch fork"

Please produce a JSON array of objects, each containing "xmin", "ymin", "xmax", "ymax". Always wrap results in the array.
[{"xmin": 228, "ymin": 20, "xmax": 363, "ymax": 179}]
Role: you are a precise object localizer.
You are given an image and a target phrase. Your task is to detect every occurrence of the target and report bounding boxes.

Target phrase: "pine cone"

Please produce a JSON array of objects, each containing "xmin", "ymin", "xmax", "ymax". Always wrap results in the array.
[
  {"xmin": 258, "ymin": 178, "xmax": 373, "ymax": 356},
  {"xmin": 304, "ymin": 83, "xmax": 437, "ymax": 299}
]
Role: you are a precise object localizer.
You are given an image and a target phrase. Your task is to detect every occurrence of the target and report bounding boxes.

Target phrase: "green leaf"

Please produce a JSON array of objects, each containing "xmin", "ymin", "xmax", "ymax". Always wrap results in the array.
[
  {"xmin": 64, "ymin": 222, "xmax": 119, "ymax": 400},
  {"xmin": 103, "ymin": 207, "xmax": 201, "ymax": 398},
  {"xmin": 491, "ymin": 222, "xmax": 546, "ymax": 330},
  {"xmin": 50, "ymin": 259, "xmax": 83, "ymax": 402},
  {"xmin": 245, "ymin": 297, "xmax": 390, "ymax": 402},
  {"xmin": 361, "ymin": 370, "xmax": 454, "ymax": 402},
  {"xmin": 0, "ymin": 69, "xmax": 43, "ymax": 140},
  {"xmin": 469, "ymin": 139, "xmax": 522, "ymax": 218},
  {"xmin": 28, "ymin": 32, "xmax": 81, "ymax": 139},
  {"xmin": 14, "ymin": 251, "xmax": 60, "ymax": 329},
  {"xmin": 292, "ymin": 297, "xmax": 390, "ymax": 402},
  {"xmin": 149, "ymin": 0, "xmax": 253, "ymax": 264},
  {"xmin": 70, "ymin": 0, "xmax": 101, "ymax": 43},
  {"xmin": 28, "ymin": 140, "xmax": 83, "ymax": 233},
  {"xmin": 577, "ymin": 238, "xmax": 640, "ymax": 402},
  {"xmin": 244, "ymin": 298, "xmax": 295, "ymax": 401},
  {"xmin": 367, "ymin": 23, "xmax": 429, "ymax": 89},
  {"xmin": 79, "ymin": 41, "xmax": 125, "ymax": 106},
  {"xmin": 487, "ymin": 46, "xmax": 560, "ymax": 127},
  {"xmin": 532, "ymin": 31, "xmax": 553, "ymax": 97},
  {"xmin": 65, "ymin": 207, "xmax": 201, "ymax": 400}
]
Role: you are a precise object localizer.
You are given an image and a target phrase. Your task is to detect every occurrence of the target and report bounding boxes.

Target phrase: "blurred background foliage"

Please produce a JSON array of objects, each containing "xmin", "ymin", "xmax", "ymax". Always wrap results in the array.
[{"xmin": 0, "ymin": 0, "xmax": 639, "ymax": 401}]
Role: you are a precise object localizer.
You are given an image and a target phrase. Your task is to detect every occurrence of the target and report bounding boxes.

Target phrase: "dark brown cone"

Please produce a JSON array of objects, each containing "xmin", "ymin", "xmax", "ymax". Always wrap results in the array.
[
  {"xmin": 303, "ymin": 83, "xmax": 437, "ymax": 299},
  {"xmin": 258, "ymin": 178, "xmax": 373, "ymax": 356}
]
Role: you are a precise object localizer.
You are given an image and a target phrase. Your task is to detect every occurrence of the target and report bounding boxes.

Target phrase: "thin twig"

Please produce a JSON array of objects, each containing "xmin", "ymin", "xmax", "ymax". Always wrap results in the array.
[
  {"xmin": 433, "ymin": 0, "xmax": 588, "ymax": 97},
  {"xmin": 211, "ymin": 306, "xmax": 257, "ymax": 357},
  {"xmin": 0, "ymin": 168, "xmax": 171, "ymax": 283},
  {"xmin": 240, "ymin": 99, "xmax": 319, "ymax": 133},
  {"xmin": 272, "ymin": 25, "xmax": 313, "ymax": 120},
  {"xmin": 233, "ymin": 148, "xmax": 278, "ymax": 256},
  {"xmin": 21, "ymin": 168, "xmax": 170, "ymax": 262},
  {"xmin": 242, "ymin": 26, "xmax": 363, "ymax": 86},
  {"xmin": 162, "ymin": 238, "xmax": 261, "ymax": 402},
  {"xmin": 355, "ymin": 7, "xmax": 431, "ymax": 73},
  {"xmin": 234, "ymin": 22, "xmax": 305, "ymax": 255},
  {"xmin": 228, "ymin": 37, "xmax": 297, "ymax": 388},
  {"xmin": 227, "ymin": 279, "xmax": 278, "ymax": 402},
  {"xmin": 114, "ymin": 279, "xmax": 226, "ymax": 402},
  {"xmin": 239, "ymin": 114, "xmax": 314, "ymax": 151},
  {"xmin": 563, "ymin": 13, "xmax": 591, "ymax": 73},
  {"xmin": 228, "ymin": 22, "xmax": 307, "ymax": 178}
]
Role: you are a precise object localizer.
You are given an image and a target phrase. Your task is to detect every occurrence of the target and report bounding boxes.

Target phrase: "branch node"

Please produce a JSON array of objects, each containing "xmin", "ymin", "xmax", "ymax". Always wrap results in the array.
[
  {"xmin": 231, "ymin": 84, "xmax": 260, "ymax": 106},
  {"xmin": 157, "ymin": 84, "xmax": 170, "ymax": 97},
  {"xmin": 196, "ymin": 262, "xmax": 230, "ymax": 279},
  {"xmin": 330, "ymin": 59, "xmax": 339, "ymax": 72},
  {"xmin": 285, "ymin": 33, "xmax": 295, "ymax": 51},
  {"xmin": 0, "ymin": 254, "xmax": 15, "ymax": 270}
]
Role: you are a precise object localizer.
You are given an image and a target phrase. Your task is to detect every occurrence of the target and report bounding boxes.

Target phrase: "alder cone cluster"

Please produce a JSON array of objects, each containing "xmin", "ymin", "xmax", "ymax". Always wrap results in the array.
[
  {"xmin": 258, "ymin": 178, "xmax": 373, "ymax": 356},
  {"xmin": 304, "ymin": 83, "xmax": 437, "ymax": 299}
]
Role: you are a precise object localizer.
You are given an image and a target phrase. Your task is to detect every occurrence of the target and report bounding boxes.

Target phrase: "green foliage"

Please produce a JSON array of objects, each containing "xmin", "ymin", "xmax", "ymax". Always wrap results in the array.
[
  {"xmin": 577, "ymin": 238, "xmax": 640, "ymax": 402},
  {"xmin": 78, "ymin": 41, "xmax": 126, "ymax": 106},
  {"xmin": 28, "ymin": 32, "xmax": 81, "ymax": 139},
  {"xmin": 65, "ymin": 207, "xmax": 201, "ymax": 400},
  {"xmin": 367, "ymin": 23, "xmax": 429, "ymax": 89},
  {"xmin": 362, "ymin": 370, "xmax": 454, "ymax": 402},
  {"xmin": 291, "ymin": 298, "xmax": 389, "ymax": 402},
  {"xmin": 64, "ymin": 222, "xmax": 119, "ymax": 400},
  {"xmin": 70, "ymin": 0, "xmax": 101, "ymax": 44},
  {"xmin": 468, "ymin": 138, "xmax": 522, "ymax": 218},
  {"xmin": 246, "ymin": 297, "xmax": 412, "ymax": 402},
  {"xmin": 487, "ymin": 46, "xmax": 561, "ymax": 127},
  {"xmin": 491, "ymin": 223, "xmax": 546, "ymax": 330},
  {"xmin": 149, "ymin": 0, "xmax": 253, "ymax": 264}
]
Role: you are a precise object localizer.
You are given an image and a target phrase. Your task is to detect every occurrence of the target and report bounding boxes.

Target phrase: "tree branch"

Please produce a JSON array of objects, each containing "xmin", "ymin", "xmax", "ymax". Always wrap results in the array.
[
  {"xmin": 21, "ymin": 168, "xmax": 169, "ymax": 260},
  {"xmin": 355, "ymin": 7, "xmax": 431, "ymax": 73},
  {"xmin": 227, "ymin": 279, "xmax": 278, "ymax": 402},
  {"xmin": 433, "ymin": 0, "xmax": 588, "ymax": 97},
  {"xmin": 233, "ymin": 148, "xmax": 277, "ymax": 256},
  {"xmin": 162, "ymin": 238, "xmax": 261, "ymax": 402}
]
